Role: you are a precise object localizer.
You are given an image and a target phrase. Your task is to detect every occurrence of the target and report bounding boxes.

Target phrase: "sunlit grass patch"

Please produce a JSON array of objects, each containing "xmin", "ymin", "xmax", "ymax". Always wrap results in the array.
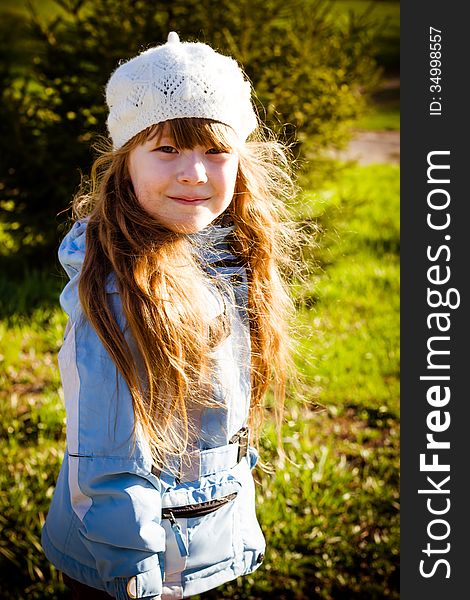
[{"xmin": 356, "ymin": 106, "xmax": 400, "ymax": 132}]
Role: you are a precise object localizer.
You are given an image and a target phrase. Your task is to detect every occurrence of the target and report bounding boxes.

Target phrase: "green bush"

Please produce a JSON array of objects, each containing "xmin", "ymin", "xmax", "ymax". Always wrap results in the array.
[{"xmin": 0, "ymin": 0, "xmax": 381, "ymax": 260}]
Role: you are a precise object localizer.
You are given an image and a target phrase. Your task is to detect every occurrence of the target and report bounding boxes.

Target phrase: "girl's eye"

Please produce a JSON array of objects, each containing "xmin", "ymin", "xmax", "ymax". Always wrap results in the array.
[
  {"xmin": 155, "ymin": 145, "xmax": 177, "ymax": 153},
  {"xmin": 206, "ymin": 147, "xmax": 229, "ymax": 155}
]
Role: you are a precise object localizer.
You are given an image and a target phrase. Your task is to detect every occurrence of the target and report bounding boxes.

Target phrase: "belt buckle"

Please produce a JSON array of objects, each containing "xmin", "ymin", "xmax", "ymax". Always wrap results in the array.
[{"xmin": 230, "ymin": 427, "xmax": 249, "ymax": 462}]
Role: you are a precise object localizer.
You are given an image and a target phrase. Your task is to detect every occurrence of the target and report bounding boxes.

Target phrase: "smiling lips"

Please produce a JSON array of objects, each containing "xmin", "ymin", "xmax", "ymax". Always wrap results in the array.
[{"xmin": 168, "ymin": 196, "xmax": 210, "ymax": 205}]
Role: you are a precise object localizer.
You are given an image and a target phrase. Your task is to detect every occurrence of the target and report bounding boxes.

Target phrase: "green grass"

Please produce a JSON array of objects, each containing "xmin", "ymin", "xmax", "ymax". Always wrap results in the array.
[
  {"xmin": 356, "ymin": 105, "xmax": 399, "ymax": 131},
  {"xmin": 357, "ymin": 77, "xmax": 400, "ymax": 131},
  {"xmin": 295, "ymin": 164, "xmax": 399, "ymax": 413},
  {"xmin": 0, "ymin": 306, "xmax": 67, "ymax": 598},
  {"xmin": 0, "ymin": 162, "xmax": 399, "ymax": 599}
]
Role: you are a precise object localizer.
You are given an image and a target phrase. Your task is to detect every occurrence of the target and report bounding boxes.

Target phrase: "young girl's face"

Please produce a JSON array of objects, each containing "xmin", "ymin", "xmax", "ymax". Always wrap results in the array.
[{"xmin": 128, "ymin": 123, "xmax": 239, "ymax": 233}]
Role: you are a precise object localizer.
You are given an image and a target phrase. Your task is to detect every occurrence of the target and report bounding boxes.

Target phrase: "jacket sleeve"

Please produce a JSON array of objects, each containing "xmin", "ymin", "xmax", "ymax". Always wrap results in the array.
[
  {"xmin": 72, "ymin": 456, "xmax": 165, "ymax": 599},
  {"xmin": 59, "ymin": 307, "xmax": 166, "ymax": 599}
]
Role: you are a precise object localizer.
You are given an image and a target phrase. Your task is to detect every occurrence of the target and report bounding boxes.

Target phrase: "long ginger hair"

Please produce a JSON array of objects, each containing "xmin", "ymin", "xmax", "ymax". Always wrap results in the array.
[{"xmin": 73, "ymin": 118, "xmax": 297, "ymax": 468}]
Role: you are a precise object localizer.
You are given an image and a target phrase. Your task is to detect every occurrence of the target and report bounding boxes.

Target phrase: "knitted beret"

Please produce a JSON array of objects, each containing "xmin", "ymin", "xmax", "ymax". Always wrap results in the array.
[{"xmin": 105, "ymin": 32, "xmax": 258, "ymax": 149}]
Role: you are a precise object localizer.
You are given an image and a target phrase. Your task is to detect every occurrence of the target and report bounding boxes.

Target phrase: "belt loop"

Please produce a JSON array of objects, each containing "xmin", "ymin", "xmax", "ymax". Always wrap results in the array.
[{"xmin": 179, "ymin": 450, "xmax": 202, "ymax": 483}]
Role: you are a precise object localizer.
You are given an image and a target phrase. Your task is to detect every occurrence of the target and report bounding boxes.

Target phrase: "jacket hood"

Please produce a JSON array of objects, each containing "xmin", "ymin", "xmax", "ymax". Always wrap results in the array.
[
  {"xmin": 59, "ymin": 220, "xmax": 88, "ymax": 279},
  {"xmin": 58, "ymin": 219, "xmax": 88, "ymax": 317}
]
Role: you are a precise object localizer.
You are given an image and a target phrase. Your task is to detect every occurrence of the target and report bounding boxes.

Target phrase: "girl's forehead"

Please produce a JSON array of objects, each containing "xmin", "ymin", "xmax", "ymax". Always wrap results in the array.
[{"xmin": 144, "ymin": 118, "xmax": 240, "ymax": 150}]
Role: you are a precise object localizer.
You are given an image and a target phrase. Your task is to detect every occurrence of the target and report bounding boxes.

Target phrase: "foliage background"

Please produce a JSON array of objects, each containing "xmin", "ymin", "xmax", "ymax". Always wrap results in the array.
[
  {"xmin": 0, "ymin": 0, "xmax": 400, "ymax": 598},
  {"xmin": 1, "ymin": 0, "xmax": 384, "ymax": 262}
]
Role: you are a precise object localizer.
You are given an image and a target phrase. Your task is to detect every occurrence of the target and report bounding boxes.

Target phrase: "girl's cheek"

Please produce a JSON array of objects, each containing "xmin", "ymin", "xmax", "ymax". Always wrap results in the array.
[{"xmin": 221, "ymin": 157, "xmax": 239, "ymax": 181}]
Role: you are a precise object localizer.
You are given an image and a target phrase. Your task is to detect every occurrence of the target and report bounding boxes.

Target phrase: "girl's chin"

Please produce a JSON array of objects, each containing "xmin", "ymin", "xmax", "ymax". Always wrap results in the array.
[{"xmin": 156, "ymin": 214, "xmax": 221, "ymax": 234}]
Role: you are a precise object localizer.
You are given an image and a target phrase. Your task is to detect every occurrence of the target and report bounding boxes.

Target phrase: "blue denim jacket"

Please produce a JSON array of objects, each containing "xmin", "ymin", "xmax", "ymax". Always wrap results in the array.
[{"xmin": 42, "ymin": 220, "xmax": 265, "ymax": 599}]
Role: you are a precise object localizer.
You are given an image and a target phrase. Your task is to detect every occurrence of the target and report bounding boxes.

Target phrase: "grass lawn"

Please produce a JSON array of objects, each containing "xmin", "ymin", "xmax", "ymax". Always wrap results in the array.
[
  {"xmin": 356, "ymin": 104, "xmax": 399, "ymax": 131},
  {"xmin": 0, "ymin": 160, "xmax": 399, "ymax": 599}
]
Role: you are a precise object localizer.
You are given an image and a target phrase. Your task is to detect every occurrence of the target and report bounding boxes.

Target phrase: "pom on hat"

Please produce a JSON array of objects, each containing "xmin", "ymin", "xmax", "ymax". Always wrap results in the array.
[
  {"xmin": 166, "ymin": 31, "xmax": 180, "ymax": 44},
  {"xmin": 106, "ymin": 32, "xmax": 258, "ymax": 149}
]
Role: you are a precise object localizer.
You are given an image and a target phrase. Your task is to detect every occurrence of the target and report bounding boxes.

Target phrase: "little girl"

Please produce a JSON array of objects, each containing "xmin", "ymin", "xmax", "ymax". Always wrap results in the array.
[{"xmin": 42, "ymin": 32, "xmax": 296, "ymax": 599}]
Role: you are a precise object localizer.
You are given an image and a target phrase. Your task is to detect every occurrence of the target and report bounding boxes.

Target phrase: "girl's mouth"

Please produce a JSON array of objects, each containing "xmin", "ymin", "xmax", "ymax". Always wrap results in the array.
[{"xmin": 168, "ymin": 196, "xmax": 210, "ymax": 205}]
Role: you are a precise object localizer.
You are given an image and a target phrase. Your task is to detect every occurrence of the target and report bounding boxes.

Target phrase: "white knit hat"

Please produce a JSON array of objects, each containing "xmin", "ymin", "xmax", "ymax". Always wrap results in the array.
[{"xmin": 105, "ymin": 32, "xmax": 258, "ymax": 149}]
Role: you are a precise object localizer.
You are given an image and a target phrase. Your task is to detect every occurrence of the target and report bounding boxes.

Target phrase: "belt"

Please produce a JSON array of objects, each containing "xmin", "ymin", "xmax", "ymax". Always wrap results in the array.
[{"xmin": 152, "ymin": 427, "xmax": 249, "ymax": 484}]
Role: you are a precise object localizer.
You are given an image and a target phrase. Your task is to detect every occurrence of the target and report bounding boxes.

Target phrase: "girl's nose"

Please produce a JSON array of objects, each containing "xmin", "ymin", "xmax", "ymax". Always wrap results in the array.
[{"xmin": 177, "ymin": 151, "xmax": 208, "ymax": 184}]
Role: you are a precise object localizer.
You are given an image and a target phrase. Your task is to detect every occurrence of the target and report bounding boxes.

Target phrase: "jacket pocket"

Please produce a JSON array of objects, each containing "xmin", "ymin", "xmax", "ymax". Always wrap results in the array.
[{"xmin": 161, "ymin": 476, "xmax": 242, "ymax": 581}]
